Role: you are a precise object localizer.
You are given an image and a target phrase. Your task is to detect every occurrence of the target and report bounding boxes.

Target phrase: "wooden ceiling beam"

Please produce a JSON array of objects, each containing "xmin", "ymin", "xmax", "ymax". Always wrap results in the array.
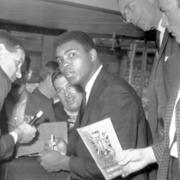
[{"xmin": 39, "ymin": 0, "xmax": 122, "ymax": 15}]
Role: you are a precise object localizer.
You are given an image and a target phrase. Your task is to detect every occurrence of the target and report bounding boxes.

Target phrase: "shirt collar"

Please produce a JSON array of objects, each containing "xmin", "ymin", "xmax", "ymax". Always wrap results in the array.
[
  {"xmin": 157, "ymin": 18, "xmax": 165, "ymax": 33},
  {"xmin": 85, "ymin": 65, "xmax": 103, "ymax": 103},
  {"xmin": 64, "ymin": 108, "xmax": 78, "ymax": 117},
  {"xmin": 157, "ymin": 17, "xmax": 166, "ymax": 46}
]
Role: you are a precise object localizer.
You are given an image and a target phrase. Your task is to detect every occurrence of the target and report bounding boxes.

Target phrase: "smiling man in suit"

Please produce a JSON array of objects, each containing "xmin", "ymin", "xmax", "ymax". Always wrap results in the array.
[
  {"xmin": 39, "ymin": 31, "xmax": 151, "ymax": 180},
  {"xmin": 109, "ymin": 1, "xmax": 180, "ymax": 179},
  {"xmin": 119, "ymin": 0, "xmax": 180, "ymax": 144}
]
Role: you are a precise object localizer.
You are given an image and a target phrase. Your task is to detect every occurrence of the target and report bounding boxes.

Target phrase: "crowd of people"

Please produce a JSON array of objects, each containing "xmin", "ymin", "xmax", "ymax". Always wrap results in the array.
[{"xmin": 0, "ymin": 0, "xmax": 180, "ymax": 180}]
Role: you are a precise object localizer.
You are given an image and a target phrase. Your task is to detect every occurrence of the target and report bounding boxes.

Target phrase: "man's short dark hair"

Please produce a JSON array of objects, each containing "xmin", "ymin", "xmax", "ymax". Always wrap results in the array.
[
  {"xmin": 40, "ymin": 61, "xmax": 58, "ymax": 81},
  {"xmin": 51, "ymin": 70, "xmax": 63, "ymax": 89},
  {"xmin": 0, "ymin": 30, "xmax": 24, "ymax": 52},
  {"xmin": 54, "ymin": 31, "xmax": 96, "ymax": 52}
]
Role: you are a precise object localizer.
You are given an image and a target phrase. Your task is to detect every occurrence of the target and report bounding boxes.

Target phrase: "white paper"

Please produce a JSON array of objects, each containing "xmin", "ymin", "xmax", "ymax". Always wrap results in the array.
[{"xmin": 77, "ymin": 118, "xmax": 123, "ymax": 180}]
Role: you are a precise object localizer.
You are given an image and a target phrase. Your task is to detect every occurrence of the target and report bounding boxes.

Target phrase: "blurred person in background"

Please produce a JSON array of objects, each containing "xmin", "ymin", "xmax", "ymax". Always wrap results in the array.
[
  {"xmin": 36, "ymin": 60, "xmax": 59, "ymax": 101},
  {"xmin": 118, "ymin": 0, "xmax": 180, "ymax": 146},
  {"xmin": 32, "ymin": 61, "xmax": 58, "ymax": 121},
  {"xmin": 108, "ymin": 1, "xmax": 180, "ymax": 179}
]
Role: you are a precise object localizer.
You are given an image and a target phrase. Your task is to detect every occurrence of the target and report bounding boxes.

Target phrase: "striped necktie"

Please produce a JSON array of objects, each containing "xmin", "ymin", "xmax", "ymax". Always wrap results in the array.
[{"xmin": 157, "ymin": 87, "xmax": 179, "ymax": 180}]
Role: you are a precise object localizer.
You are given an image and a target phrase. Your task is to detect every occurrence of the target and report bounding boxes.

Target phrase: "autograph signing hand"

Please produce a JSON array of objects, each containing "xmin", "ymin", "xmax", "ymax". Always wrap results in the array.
[{"xmin": 39, "ymin": 149, "xmax": 70, "ymax": 172}]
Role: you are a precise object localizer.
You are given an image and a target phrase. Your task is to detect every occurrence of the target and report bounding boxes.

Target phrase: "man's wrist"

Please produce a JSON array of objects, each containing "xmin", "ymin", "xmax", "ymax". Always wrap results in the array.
[
  {"xmin": 142, "ymin": 147, "xmax": 157, "ymax": 165},
  {"xmin": 13, "ymin": 128, "xmax": 23, "ymax": 143},
  {"xmin": 9, "ymin": 131, "xmax": 18, "ymax": 144},
  {"xmin": 63, "ymin": 156, "xmax": 71, "ymax": 171}
]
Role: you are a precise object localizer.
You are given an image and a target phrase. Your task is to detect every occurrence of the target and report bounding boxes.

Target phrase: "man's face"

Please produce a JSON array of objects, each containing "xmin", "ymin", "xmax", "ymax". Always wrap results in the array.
[
  {"xmin": 56, "ymin": 40, "xmax": 93, "ymax": 86},
  {"xmin": 119, "ymin": 0, "xmax": 159, "ymax": 31},
  {"xmin": 54, "ymin": 75, "xmax": 82, "ymax": 112},
  {"xmin": 0, "ymin": 45, "xmax": 25, "ymax": 82},
  {"xmin": 166, "ymin": 9, "xmax": 180, "ymax": 43}
]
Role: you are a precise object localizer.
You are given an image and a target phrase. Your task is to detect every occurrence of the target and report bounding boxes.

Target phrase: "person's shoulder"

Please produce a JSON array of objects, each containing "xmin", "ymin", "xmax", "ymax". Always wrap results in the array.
[
  {"xmin": 103, "ymin": 71, "xmax": 133, "ymax": 90},
  {"xmin": 102, "ymin": 71, "xmax": 141, "ymax": 100},
  {"xmin": 29, "ymin": 89, "xmax": 52, "ymax": 105}
]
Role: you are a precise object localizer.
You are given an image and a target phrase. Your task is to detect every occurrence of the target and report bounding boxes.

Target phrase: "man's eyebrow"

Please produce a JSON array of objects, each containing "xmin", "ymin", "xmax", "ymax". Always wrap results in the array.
[
  {"xmin": 64, "ymin": 48, "xmax": 77, "ymax": 54},
  {"xmin": 56, "ymin": 48, "xmax": 77, "ymax": 59}
]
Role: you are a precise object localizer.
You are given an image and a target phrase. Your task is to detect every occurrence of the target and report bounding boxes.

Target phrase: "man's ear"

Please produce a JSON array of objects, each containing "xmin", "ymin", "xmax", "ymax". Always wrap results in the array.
[
  {"xmin": 27, "ymin": 69, "xmax": 32, "ymax": 81},
  {"xmin": 89, "ymin": 49, "xmax": 97, "ymax": 62}
]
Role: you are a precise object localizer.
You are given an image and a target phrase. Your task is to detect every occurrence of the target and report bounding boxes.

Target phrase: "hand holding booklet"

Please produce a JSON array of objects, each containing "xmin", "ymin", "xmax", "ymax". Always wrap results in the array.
[{"xmin": 77, "ymin": 118, "xmax": 123, "ymax": 180}]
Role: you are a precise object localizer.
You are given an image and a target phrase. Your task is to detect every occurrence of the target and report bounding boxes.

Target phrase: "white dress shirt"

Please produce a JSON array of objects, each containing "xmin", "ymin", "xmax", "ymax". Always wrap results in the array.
[
  {"xmin": 169, "ymin": 89, "xmax": 180, "ymax": 158},
  {"xmin": 157, "ymin": 17, "xmax": 166, "ymax": 47},
  {"xmin": 85, "ymin": 65, "xmax": 103, "ymax": 104}
]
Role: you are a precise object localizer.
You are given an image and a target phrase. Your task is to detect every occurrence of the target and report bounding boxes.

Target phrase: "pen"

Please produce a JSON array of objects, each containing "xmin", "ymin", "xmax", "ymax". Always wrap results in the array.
[{"xmin": 29, "ymin": 110, "xmax": 43, "ymax": 125}]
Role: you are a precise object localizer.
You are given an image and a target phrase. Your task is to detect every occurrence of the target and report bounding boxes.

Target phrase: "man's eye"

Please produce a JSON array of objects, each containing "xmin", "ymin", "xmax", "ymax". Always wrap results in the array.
[{"xmin": 68, "ymin": 52, "xmax": 76, "ymax": 58}]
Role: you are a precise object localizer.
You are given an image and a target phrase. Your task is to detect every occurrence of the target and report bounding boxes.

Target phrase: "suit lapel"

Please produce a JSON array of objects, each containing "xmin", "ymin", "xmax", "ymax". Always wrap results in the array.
[
  {"xmin": 158, "ymin": 29, "xmax": 169, "ymax": 60},
  {"xmin": 80, "ymin": 69, "xmax": 106, "ymax": 127}
]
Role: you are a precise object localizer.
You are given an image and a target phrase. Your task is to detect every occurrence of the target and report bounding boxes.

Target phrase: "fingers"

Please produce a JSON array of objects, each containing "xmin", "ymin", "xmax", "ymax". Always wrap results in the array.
[
  {"xmin": 117, "ymin": 150, "xmax": 133, "ymax": 166},
  {"xmin": 105, "ymin": 163, "xmax": 131, "ymax": 178},
  {"xmin": 17, "ymin": 122, "xmax": 37, "ymax": 143},
  {"xmin": 40, "ymin": 160, "xmax": 53, "ymax": 172}
]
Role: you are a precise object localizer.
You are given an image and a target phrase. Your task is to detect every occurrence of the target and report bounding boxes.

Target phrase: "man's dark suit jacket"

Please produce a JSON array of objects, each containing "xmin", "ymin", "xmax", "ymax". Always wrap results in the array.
[
  {"xmin": 27, "ymin": 88, "xmax": 56, "ymax": 124},
  {"xmin": 147, "ymin": 30, "xmax": 180, "ymax": 143},
  {"xmin": 0, "ymin": 68, "xmax": 15, "ymax": 160},
  {"xmin": 52, "ymin": 101, "xmax": 69, "ymax": 122},
  {"xmin": 67, "ymin": 68, "xmax": 150, "ymax": 180}
]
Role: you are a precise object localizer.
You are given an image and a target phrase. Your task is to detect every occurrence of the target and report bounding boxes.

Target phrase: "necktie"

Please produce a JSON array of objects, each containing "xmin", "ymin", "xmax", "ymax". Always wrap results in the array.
[
  {"xmin": 79, "ymin": 92, "xmax": 86, "ymax": 124},
  {"xmin": 157, "ymin": 89, "xmax": 178, "ymax": 180}
]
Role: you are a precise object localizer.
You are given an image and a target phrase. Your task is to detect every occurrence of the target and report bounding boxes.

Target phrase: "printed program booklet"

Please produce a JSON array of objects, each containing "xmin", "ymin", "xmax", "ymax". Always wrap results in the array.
[{"xmin": 77, "ymin": 118, "xmax": 123, "ymax": 180}]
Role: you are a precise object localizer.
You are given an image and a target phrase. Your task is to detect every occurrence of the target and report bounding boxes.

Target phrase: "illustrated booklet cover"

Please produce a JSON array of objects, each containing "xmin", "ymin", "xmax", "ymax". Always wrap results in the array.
[{"xmin": 77, "ymin": 118, "xmax": 123, "ymax": 180}]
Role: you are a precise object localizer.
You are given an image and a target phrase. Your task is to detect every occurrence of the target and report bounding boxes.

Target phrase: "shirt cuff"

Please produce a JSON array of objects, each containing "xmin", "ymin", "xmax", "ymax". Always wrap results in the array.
[{"xmin": 9, "ymin": 131, "xmax": 18, "ymax": 144}]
